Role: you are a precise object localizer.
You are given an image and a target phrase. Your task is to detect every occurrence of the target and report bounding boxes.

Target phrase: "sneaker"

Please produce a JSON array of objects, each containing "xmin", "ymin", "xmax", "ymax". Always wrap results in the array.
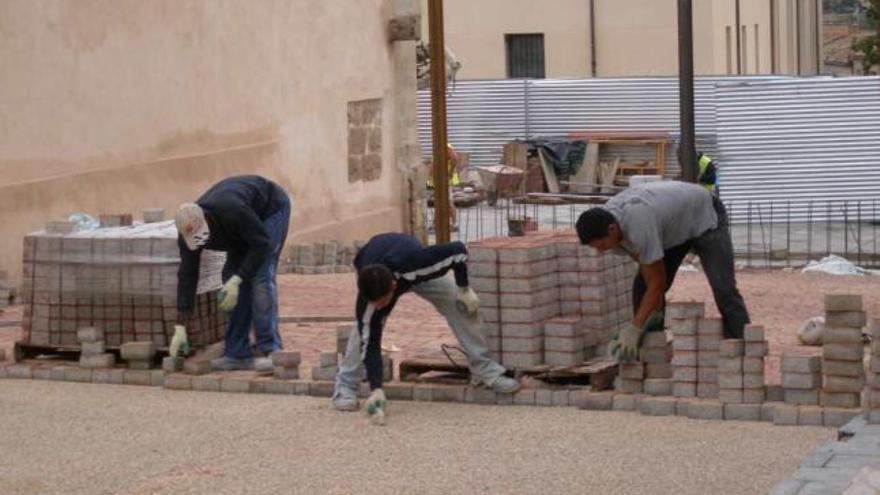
[
  {"xmin": 254, "ymin": 357, "xmax": 274, "ymax": 375},
  {"xmin": 488, "ymin": 375, "xmax": 521, "ymax": 394},
  {"xmin": 332, "ymin": 389, "xmax": 359, "ymax": 412},
  {"xmin": 210, "ymin": 356, "xmax": 254, "ymax": 371}
]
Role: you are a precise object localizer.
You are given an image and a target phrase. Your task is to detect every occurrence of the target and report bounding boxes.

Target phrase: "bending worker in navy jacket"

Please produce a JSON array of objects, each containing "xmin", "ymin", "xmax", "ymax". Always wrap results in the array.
[
  {"xmin": 174, "ymin": 175, "xmax": 290, "ymax": 373},
  {"xmin": 333, "ymin": 233, "xmax": 520, "ymax": 420}
]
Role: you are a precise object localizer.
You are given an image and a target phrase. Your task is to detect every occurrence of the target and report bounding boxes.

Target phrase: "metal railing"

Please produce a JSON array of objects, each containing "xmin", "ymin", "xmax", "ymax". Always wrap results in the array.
[{"xmin": 428, "ymin": 198, "xmax": 880, "ymax": 268}]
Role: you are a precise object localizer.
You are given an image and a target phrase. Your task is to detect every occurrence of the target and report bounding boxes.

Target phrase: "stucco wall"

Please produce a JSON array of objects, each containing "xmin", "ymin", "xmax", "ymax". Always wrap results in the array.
[{"xmin": 0, "ymin": 0, "xmax": 410, "ymax": 287}]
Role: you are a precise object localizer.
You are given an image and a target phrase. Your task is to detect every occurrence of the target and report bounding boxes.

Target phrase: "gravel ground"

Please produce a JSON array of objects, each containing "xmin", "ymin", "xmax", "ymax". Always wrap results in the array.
[{"xmin": 0, "ymin": 380, "xmax": 832, "ymax": 495}]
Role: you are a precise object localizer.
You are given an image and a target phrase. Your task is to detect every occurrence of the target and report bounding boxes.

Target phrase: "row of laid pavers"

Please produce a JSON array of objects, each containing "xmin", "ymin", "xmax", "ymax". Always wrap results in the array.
[{"xmin": 770, "ymin": 417, "xmax": 880, "ymax": 494}]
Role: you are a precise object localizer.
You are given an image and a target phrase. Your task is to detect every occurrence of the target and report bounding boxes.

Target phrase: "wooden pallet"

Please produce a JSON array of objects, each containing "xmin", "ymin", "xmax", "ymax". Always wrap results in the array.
[{"xmin": 398, "ymin": 356, "xmax": 618, "ymax": 390}]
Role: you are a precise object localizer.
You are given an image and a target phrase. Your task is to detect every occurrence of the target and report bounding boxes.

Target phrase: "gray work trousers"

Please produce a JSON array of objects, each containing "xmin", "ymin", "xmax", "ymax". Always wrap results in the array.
[
  {"xmin": 632, "ymin": 197, "xmax": 750, "ymax": 338},
  {"xmin": 334, "ymin": 274, "xmax": 506, "ymax": 397}
]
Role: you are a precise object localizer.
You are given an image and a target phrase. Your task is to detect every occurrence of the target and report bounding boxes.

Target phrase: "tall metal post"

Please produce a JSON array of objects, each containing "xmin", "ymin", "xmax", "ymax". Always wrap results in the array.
[
  {"xmin": 428, "ymin": 0, "xmax": 450, "ymax": 243},
  {"xmin": 678, "ymin": 0, "xmax": 698, "ymax": 182}
]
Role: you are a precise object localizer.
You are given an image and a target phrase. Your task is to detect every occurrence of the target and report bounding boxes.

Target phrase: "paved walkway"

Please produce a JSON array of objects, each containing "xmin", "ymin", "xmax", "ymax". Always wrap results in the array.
[
  {"xmin": 771, "ymin": 417, "xmax": 880, "ymax": 494},
  {"xmin": 0, "ymin": 379, "xmax": 831, "ymax": 495}
]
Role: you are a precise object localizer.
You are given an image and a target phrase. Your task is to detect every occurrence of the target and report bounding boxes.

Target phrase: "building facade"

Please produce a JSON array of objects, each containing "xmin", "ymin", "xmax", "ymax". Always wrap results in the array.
[
  {"xmin": 423, "ymin": 0, "xmax": 823, "ymax": 79},
  {"xmin": 0, "ymin": 0, "xmax": 423, "ymax": 287}
]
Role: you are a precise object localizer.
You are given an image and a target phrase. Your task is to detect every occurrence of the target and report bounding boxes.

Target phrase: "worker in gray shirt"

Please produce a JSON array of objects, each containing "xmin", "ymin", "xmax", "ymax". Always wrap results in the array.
[{"xmin": 575, "ymin": 181, "xmax": 749, "ymax": 362}]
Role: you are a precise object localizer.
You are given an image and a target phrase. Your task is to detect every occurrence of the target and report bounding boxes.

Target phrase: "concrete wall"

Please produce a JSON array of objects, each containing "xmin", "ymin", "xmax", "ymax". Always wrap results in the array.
[
  {"xmin": 0, "ymin": 0, "xmax": 414, "ymax": 287},
  {"xmin": 427, "ymin": 0, "xmax": 821, "ymax": 78}
]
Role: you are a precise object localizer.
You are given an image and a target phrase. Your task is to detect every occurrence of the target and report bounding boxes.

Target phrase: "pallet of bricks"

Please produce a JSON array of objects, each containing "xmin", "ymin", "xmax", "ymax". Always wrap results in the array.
[
  {"xmin": 286, "ymin": 241, "xmax": 363, "ymax": 275},
  {"xmin": 578, "ymin": 298, "xmax": 863, "ymax": 427},
  {"xmin": 19, "ymin": 212, "xmax": 226, "ymax": 353},
  {"xmin": 467, "ymin": 231, "xmax": 635, "ymax": 371},
  {"xmin": 0, "ymin": 270, "xmax": 9, "ymax": 311}
]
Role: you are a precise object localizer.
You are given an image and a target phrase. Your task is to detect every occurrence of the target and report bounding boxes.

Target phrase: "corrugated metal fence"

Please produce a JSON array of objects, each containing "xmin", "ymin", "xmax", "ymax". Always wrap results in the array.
[{"xmin": 716, "ymin": 77, "xmax": 880, "ymax": 222}]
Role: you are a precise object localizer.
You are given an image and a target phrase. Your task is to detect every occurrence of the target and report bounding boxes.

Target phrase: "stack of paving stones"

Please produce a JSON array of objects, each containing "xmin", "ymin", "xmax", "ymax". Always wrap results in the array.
[
  {"xmin": 312, "ymin": 352, "xmax": 339, "ymax": 381},
  {"xmin": 641, "ymin": 331, "xmax": 672, "ymax": 395},
  {"xmin": 696, "ymin": 317, "xmax": 722, "ymax": 399},
  {"xmin": 468, "ymin": 232, "xmax": 634, "ymax": 369},
  {"xmin": 287, "ymin": 241, "xmax": 362, "ymax": 274},
  {"xmin": 821, "ymin": 294, "xmax": 865, "ymax": 410},
  {"xmin": 271, "ymin": 351, "xmax": 301, "ymax": 380},
  {"xmin": 77, "ymin": 327, "xmax": 115, "ymax": 368},
  {"xmin": 717, "ymin": 339, "xmax": 745, "ymax": 403},
  {"xmin": 669, "ymin": 301, "xmax": 703, "ymax": 399},
  {"xmin": 782, "ymin": 352, "xmax": 822, "ymax": 406},
  {"xmin": 121, "ymin": 341, "xmax": 157, "ymax": 369},
  {"xmin": 337, "ymin": 324, "xmax": 353, "ymax": 355},
  {"xmin": 868, "ymin": 318, "xmax": 880, "ymax": 424},
  {"xmin": 742, "ymin": 324, "xmax": 768, "ymax": 403},
  {"xmin": 0, "ymin": 270, "xmax": 9, "ymax": 310},
  {"xmin": 20, "ymin": 219, "xmax": 226, "ymax": 350}
]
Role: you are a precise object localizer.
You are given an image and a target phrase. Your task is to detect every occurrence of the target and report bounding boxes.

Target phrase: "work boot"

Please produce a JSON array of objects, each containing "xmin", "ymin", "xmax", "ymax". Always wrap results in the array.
[
  {"xmin": 211, "ymin": 356, "xmax": 254, "ymax": 371},
  {"xmin": 254, "ymin": 357, "xmax": 274, "ymax": 375},
  {"xmin": 488, "ymin": 375, "xmax": 521, "ymax": 394},
  {"xmin": 332, "ymin": 389, "xmax": 359, "ymax": 412}
]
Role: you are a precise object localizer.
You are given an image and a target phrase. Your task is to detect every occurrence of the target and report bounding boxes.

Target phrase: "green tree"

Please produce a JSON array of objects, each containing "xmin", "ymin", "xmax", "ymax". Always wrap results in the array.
[{"xmin": 854, "ymin": 36, "xmax": 878, "ymax": 73}]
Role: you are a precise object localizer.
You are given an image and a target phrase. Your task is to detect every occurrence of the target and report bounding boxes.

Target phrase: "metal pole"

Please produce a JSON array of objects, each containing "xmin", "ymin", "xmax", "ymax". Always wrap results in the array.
[
  {"xmin": 590, "ymin": 0, "xmax": 597, "ymax": 77},
  {"xmin": 428, "ymin": 0, "xmax": 451, "ymax": 243},
  {"xmin": 735, "ymin": 0, "xmax": 742, "ymax": 74},
  {"xmin": 770, "ymin": 0, "xmax": 777, "ymax": 74},
  {"xmin": 678, "ymin": 0, "xmax": 698, "ymax": 182}
]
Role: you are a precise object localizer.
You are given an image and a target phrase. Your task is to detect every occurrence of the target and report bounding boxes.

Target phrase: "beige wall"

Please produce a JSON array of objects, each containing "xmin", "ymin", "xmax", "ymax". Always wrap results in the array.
[
  {"xmin": 421, "ymin": 0, "xmax": 590, "ymax": 79},
  {"xmin": 0, "ymin": 0, "xmax": 415, "ymax": 287},
  {"xmin": 430, "ymin": 0, "xmax": 821, "ymax": 78}
]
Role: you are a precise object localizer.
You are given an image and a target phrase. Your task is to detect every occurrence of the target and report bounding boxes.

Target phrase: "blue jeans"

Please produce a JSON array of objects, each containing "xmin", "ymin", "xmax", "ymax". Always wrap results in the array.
[{"xmin": 222, "ymin": 198, "xmax": 290, "ymax": 359}]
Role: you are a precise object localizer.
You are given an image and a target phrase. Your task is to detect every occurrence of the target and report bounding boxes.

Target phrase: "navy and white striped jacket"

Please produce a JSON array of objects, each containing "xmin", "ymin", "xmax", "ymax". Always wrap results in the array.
[{"xmin": 353, "ymin": 233, "xmax": 469, "ymax": 390}]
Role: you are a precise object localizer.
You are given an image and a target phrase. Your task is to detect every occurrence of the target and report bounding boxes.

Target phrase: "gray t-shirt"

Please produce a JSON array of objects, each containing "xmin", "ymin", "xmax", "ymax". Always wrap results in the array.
[{"xmin": 603, "ymin": 181, "xmax": 717, "ymax": 264}]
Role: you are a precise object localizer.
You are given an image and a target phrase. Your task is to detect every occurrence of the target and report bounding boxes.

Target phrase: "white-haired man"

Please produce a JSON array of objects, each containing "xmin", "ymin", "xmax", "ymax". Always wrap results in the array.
[{"xmin": 174, "ymin": 175, "xmax": 291, "ymax": 373}]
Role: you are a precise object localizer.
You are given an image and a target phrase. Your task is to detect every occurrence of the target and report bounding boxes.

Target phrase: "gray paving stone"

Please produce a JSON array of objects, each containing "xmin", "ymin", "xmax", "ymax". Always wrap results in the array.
[
  {"xmin": 465, "ymin": 387, "xmax": 498, "ymax": 405},
  {"xmin": 612, "ymin": 394, "xmax": 635, "ymax": 411},
  {"xmin": 273, "ymin": 367, "xmax": 300, "ymax": 380},
  {"xmin": 192, "ymin": 376, "xmax": 221, "ymax": 392},
  {"xmin": 774, "ymin": 404, "xmax": 799, "ymax": 425},
  {"xmin": 270, "ymin": 351, "xmax": 302, "ymax": 368},
  {"xmin": 675, "ymin": 399, "xmax": 691, "ymax": 416},
  {"xmin": 579, "ymin": 391, "xmax": 614, "ymax": 410},
  {"xmin": 799, "ymin": 406, "xmax": 825, "ymax": 426},
  {"xmin": 31, "ymin": 367, "xmax": 52, "ymax": 380},
  {"xmin": 535, "ymin": 388, "xmax": 554, "ymax": 407},
  {"xmin": 687, "ymin": 400, "xmax": 724, "ymax": 420},
  {"xmin": 184, "ymin": 359, "xmax": 212, "ymax": 375},
  {"xmin": 431, "ymin": 385, "xmax": 466, "ymax": 403},
  {"xmin": 639, "ymin": 397, "xmax": 677, "ymax": 416},
  {"xmin": 551, "ymin": 389, "xmax": 571, "ymax": 407},
  {"xmin": 383, "ymin": 383, "xmax": 413, "ymax": 400},
  {"xmin": 308, "ymin": 381, "xmax": 334, "ymax": 397},
  {"xmin": 264, "ymin": 381, "xmax": 295, "ymax": 395},
  {"xmin": 64, "ymin": 368, "xmax": 93, "ymax": 383},
  {"xmin": 512, "ymin": 388, "xmax": 536, "ymax": 406},
  {"xmin": 411, "ymin": 384, "xmax": 433, "ymax": 401},
  {"xmin": 768, "ymin": 478, "xmax": 805, "ymax": 495},
  {"xmin": 762, "ymin": 402, "xmax": 781, "ymax": 422},
  {"xmin": 724, "ymin": 403, "xmax": 762, "ymax": 422},
  {"xmin": 163, "ymin": 375, "xmax": 192, "ymax": 390},
  {"xmin": 220, "ymin": 378, "xmax": 251, "ymax": 394},
  {"xmin": 823, "ymin": 408, "xmax": 860, "ymax": 428},
  {"xmin": 7, "ymin": 364, "xmax": 32, "ymax": 379},
  {"xmin": 644, "ymin": 378, "xmax": 673, "ymax": 396},
  {"xmin": 150, "ymin": 370, "xmax": 165, "ymax": 387}
]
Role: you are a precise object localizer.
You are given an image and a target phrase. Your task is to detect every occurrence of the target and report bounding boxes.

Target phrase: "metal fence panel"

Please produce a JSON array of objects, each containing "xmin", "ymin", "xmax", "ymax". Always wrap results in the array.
[{"xmin": 716, "ymin": 77, "xmax": 880, "ymax": 222}]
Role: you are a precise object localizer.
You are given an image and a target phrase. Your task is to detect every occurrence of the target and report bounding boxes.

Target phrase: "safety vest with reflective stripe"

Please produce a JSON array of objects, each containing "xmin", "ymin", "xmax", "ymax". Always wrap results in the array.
[{"xmin": 698, "ymin": 154, "xmax": 716, "ymax": 192}]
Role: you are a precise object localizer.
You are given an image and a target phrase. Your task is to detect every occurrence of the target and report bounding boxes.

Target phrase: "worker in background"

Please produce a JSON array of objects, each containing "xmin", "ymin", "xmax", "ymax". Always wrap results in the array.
[
  {"xmin": 332, "ymin": 232, "xmax": 520, "ymax": 423},
  {"xmin": 173, "ymin": 175, "xmax": 291, "ymax": 374},
  {"xmin": 697, "ymin": 152, "xmax": 719, "ymax": 196},
  {"xmin": 427, "ymin": 144, "xmax": 461, "ymax": 231},
  {"xmin": 575, "ymin": 181, "xmax": 749, "ymax": 362}
]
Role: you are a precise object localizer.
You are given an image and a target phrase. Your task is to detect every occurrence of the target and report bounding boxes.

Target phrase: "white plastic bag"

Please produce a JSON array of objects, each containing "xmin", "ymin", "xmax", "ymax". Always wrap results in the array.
[{"xmin": 797, "ymin": 316, "xmax": 825, "ymax": 346}]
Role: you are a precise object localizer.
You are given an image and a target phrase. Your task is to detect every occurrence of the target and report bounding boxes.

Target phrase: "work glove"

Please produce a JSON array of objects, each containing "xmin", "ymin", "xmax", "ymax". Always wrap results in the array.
[
  {"xmin": 609, "ymin": 323, "xmax": 643, "ymax": 363},
  {"xmin": 217, "ymin": 275, "xmax": 243, "ymax": 312},
  {"xmin": 455, "ymin": 286, "xmax": 480, "ymax": 318},
  {"xmin": 642, "ymin": 311, "xmax": 665, "ymax": 335},
  {"xmin": 363, "ymin": 388, "xmax": 387, "ymax": 426},
  {"xmin": 169, "ymin": 324, "xmax": 191, "ymax": 359}
]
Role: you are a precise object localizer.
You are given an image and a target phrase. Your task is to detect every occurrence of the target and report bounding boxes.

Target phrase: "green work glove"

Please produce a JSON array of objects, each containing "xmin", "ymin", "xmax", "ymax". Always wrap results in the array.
[
  {"xmin": 363, "ymin": 388, "xmax": 387, "ymax": 426},
  {"xmin": 217, "ymin": 275, "xmax": 243, "ymax": 312},
  {"xmin": 169, "ymin": 324, "xmax": 191, "ymax": 358},
  {"xmin": 643, "ymin": 311, "xmax": 665, "ymax": 333},
  {"xmin": 609, "ymin": 323, "xmax": 643, "ymax": 363},
  {"xmin": 455, "ymin": 286, "xmax": 480, "ymax": 318}
]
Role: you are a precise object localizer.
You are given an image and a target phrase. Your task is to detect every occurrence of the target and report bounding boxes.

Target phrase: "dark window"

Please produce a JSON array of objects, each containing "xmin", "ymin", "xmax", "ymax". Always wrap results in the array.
[{"xmin": 505, "ymin": 33, "xmax": 545, "ymax": 79}]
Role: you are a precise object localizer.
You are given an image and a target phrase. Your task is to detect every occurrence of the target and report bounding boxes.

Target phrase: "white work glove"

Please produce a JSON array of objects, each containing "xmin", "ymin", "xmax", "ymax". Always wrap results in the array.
[
  {"xmin": 218, "ymin": 275, "xmax": 243, "ymax": 311},
  {"xmin": 363, "ymin": 389, "xmax": 387, "ymax": 426},
  {"xmin": 609, "ymin": 323, "xmax": 643, "ymax": 364},
  {"xmin": 169, "ymin": 324, "xmax": 191, "ymax": 358},
  {"xmin": 455, "ymin": 286, "xmax": 480, "ymax": 318}
]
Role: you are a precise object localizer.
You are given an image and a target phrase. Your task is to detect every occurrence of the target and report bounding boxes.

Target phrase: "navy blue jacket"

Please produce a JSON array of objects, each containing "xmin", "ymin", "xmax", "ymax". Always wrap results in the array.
[
  {"xmin": 354, "ymin": 233, "xmax": 469, "ymax": 390},
  {"xmin": 177, "ymin": 175, "xmax": 288, "ymax": 317}
]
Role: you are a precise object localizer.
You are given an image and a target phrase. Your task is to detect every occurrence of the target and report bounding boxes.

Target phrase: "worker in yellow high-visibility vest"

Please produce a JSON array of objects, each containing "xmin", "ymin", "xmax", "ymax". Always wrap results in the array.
[
  {"xmin": 427, "ymin": 144, "xmax": 461, "ymax": 230},
  {"xmin": 697, "ymin": 152, "xmax": 719, "ymax": 196}
]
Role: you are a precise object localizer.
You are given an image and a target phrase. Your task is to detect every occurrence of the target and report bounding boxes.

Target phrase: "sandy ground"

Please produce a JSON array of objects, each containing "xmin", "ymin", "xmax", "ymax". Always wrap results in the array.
[
  {"xmin": 1, "ymin": 269, "xmax": 878, "ymax": 382},
  {"xmin": 0, "ymin": 380, "xmax": 832, "ymax": 495}
]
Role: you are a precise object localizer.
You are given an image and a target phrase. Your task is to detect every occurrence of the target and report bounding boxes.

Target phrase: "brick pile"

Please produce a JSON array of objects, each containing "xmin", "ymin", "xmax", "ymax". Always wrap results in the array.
[
  {"xmin": 782, "ymin": 353, "xmax": 822, "ymax": 405},
  {"xmin": 669, "ymin": 301, "xmax": 703, "ymax": 398},
  {"xmin": 286, "ymin": 241, "xmax": 363, "ymax": 274},
  {"xmin": 868, "ymin": 318, "xmax": 880, "ymax": 424},
  {"xmin": 468, "ymin": 232, "xmax": 634, "ymax": 369},
  {"xmin": 77, "ymin": 327, "xmax": 115, "ymax": 369},
  {"xmin": 312, "ymin": 352, "xmax": 338, "ymax": 381},
  {"xmin": 271, "ymin": 351, "xmax": 301, "ymax": 380},
  {"xmin": 121, "ymin": 341, "xmax": 157, "ymax": 370},
  {"xmin": 743, "ymin": 324, "xmax": 768, "ymax": 402},
  {"xmin": 20, "ymin": 220, "xmax": 226, "ymax": 350},
  {"xmin": 821, "ymin": 294, "xmax": 865, "ymax": 409},
  {"xmin": 697, "ymin": 317, "xmax": 722, "ymax": 399}
]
